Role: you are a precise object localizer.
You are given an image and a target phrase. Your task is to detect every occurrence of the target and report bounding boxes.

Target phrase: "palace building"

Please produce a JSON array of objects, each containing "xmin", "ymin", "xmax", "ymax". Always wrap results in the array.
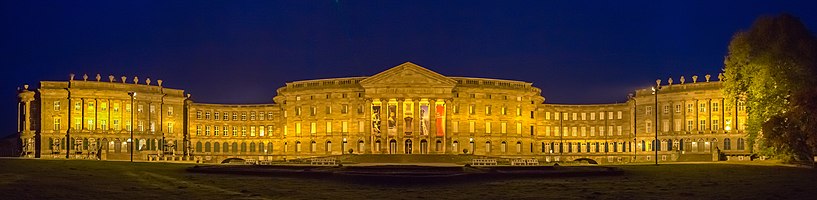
[{"xmin": 14, "ymin": 62, "xmax": 751, "ymax": 163}]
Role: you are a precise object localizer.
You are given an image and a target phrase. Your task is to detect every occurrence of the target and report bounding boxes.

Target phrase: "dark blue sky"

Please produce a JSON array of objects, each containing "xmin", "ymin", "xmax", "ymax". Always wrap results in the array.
[{"xmin": 2, "ymin": 0, "xmax": 816, "ymax": 137}]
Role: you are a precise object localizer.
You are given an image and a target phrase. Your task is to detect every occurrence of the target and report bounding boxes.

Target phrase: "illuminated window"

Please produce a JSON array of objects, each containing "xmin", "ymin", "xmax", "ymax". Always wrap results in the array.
[
  {"xmin": 214, "ymin": 112, "xmax": 219, "ymax": 120},
  {"xmin": 646, "ymin": 106, "xmax": 651, "ymax": 115},
  {"xmin": 699, "ymin": 119, "xmax": 707, "ymax": 131},
  {"xmin": 712, "ymin": 119, "xmax": 719, "ymax": 131},
  {"xmin": 205, "ymin": 112, "xmax": 210, "ymax": 120},
  {"xmin": 251, "ymin": 126, "xmax": 256, "ymax": 136},
  {"xmin": 53, "ymin": 101, "xmax": 61, "ymax": 111},
  {"xmin": 196, "ymin": 125, "xmax": 201, "ymax": 136},
  {"xmin": 242, "ymin": 112, "xmax": 247, "ymax": 121},
  {"xmin": 251, "ymin": 112, "xmax": 256, "ymax": 120},
  {"xmin": 53, "ymin": 118, "xmax": 60, "ymax": 131},
  {"xmin": 241, "ymin": 126, "xmax": 247, "ymax": 136},
  {"xmin": 712, "ymin": 102, "xmax": 719, "ymax": 112},
  {"xmin": 214, "ymin": 125, "xmax": 220, "ymax": 136},
  {"xmin": 699, "ymin": 103, "xmax": 706, "ymax": 112},
  {"xmin": 205, "ymin": 126, "xmax": 210, "ymax": 136},
  {"xmin": 485, "ymin": 122, "xmax": 492, "ymax": 134},
  {"xmin": 259, "ymin": 112, "xmax": 265, "ymax": 120},
  {"xmin": 232, "ymin": 126, "xmax": 237, "ymax": 136},
  {"xmin": 196, "ymin": 111, "xmax": 202, "ymax": 119}
]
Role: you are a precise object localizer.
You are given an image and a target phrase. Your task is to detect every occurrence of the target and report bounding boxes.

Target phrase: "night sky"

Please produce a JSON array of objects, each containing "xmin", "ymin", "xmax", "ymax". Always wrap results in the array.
[{"xmin": 2, "ymin": 0, "xmax": 816, "ymax": 137}]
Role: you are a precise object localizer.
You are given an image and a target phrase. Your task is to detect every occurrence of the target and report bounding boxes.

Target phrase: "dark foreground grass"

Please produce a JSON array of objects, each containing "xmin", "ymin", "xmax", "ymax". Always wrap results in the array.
[{"xmin": 0, "ymin": 159, "xmax": 815, "ymax": 200}]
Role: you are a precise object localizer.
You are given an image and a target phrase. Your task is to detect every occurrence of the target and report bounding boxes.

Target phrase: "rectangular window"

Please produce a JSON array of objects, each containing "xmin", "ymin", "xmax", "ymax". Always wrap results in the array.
[
  {"xmin": 546, "ymin": 126, "xmax": 551, "ymax": 136},
  {"xmin": 196, "ymin": 125, "xmax": 201, "ymax": 136},
  {"xmin": 214, "ymin": 125, "xmax": 220, "ymax": 136},
  {"xmin": 326, "ymin": 121, "xmax": 332, "ymax": 134},
  {"xmin": 224, "ymin": 113, "xmax": 229, "ymax": 121},
  {"xmin": 646, "ymin": 106, "xmax": 652, "ymax": 115},
  {"xmin": 232, "ymin": 126, "xmax": 237, "ymax": 136},
  {"xmin": 310, "ymin": 107, "xmax": 316, "ymax": 116},
  {"xmin": 663, "ymin": 105, "xmax": 669, "ymax": 114},
  {"xmin": 645, "ymin": 121, "xmax": 651, "ymax": 133},
  {"xmin": 500, "ymin": 122, "xmax": 507, "ymax": 134},
  {"xmin": 342, "ymin": 121, "xmax": 348, "ymax": 133},
  {"xmin": 469, "ymin": 121, "xmax": 475, "ymax": 133},
  {"xmin": 205, "ymin": 112, "xmax": 210, "ymax": 120},
  {"xmin": 53, "ymin": 101, "xmax": 60, "ymax": 111},
  {"xmin": 53, "ymin": 118, "xmax": 60, "ymax": 131},
  {"xmin": 310, "ymin": 122, "xmax": 316, "ymax": 134},
  {"xmin": 674, "ymin": 119, "xmax": 682, "ymax": 131},
  {"xmin": 581, "ymin": 127, "xmax": 586, "ymax": 137},
  {"xmin": 599, "ymin": 112, "xmax": 604, "ymax": 120},
  {"xmin": 296, "ymin": 123, "xmax": 301, "ymax": 135},
  {"xmin": 485, "ymin": 105, "xmax": 491, "ymax": 115},
  {"xmin": 485, "ymin": 122, "xmax": 492, "ymax": 134},
  {"xmin": 75, "ymin": 102, "xmax": 81, "ymax": 111},
  {"xmin": 712, "ymin": 119, "xmax": 719, "ymax": 131},
  {"xmin": 259, "ymin": 112, "xmax": 264, "ymax": 120},
  {"xmin": 517, "ymin": 123, "xmax": 522, "ymax": 135},
  {"xmin": 223, "ymin": 126, "xmax": 228, "ymax": 136},
  {"xmin": 88, "ymin": 102, "xmax": 95, "ymax": 111},
  {"xmin": 675, "ymin": 105, "xmax": 681, "ymax": 113},
  {"xmin": 259, "ymin": 126, "xmax": 265, "ymax": 136},
  {"xmin": 214, "ymin": 112, "xmax": 220, "ymax": 121},
  {"xmin": 469, "ymin": 104, "xmax": 475, "ymax": 115},
  {"xmin": 87, "ymin": 119, "xmax": 95, "ymax": 130},
  {"xmin": 546, "ymin": 112, "xmax": 551, "ymax": 120},
  {"xmin": 100, "ymin": 102, "xmax": 107, "ymax": 111},
  {"xmin": 251, "ymin": 112, "xmax": 256, "ymax": 120},
  {"xmin": 342, "ymin": 104, "xmax": 348, "ymax": 114},
  {"xmin": 617, "ymin": 111, "xmax": 622, "ymax": 119},
  {"xmin": 113, "ymin": 103, "xmax": 119, "ymax": 112},
  {"xmin": 452, "ymin": 121, "xmax": 459, "ymax": 133},
  {"xmin": 205, "ymin": 126, "xmax": 210, "ymax": 136},
  {"xmin": 659, "ymin": 120, "xmax": 668, "ymax": 132},
  {"xmin": 232, "ymin": 112, "xmax": 238, "ymax": 121},
  {"xmin": 242, "ymin": 112, "xmax": 247, "ymax": 121},
  {"xmin": 267, "ymin": 112, "xmax": 273, "ymax": 120},
  {"xmin": 590, "ymin": 112, "xmax": 595, "ymax": 120},
  {"xmin": 100, "ymin": 120, "xmax": 107, "ymax": 130},
  {"xmin": 251, "ymin": 126, "xmax": 256, "ymax": 136},
  {"xmin": 571, "ymin": 127, "xmax": 577, "ymax": 136},
  {"xmin": 687, "ymin": 120, "xmax": 694, "ymax": 131},
  {"xmin": 196, "ymin": 111, "xmax": 202, "ymax": 119},
  {"xmin": 326, "ymin": 106, "xmax": 331, "ymax": 114},
  {"xmin": 700, "ymin": 103, "xmax": 706, "ymax": 112},
  {"xmin": 590, "ymin": 127, "xmax": 595, "ymax": 136},
  {"xmin": 241, "ymin": 126, "xmax": 247, "ymax": 136},
  {"xmin": 699, "ymin": 119, "xmax": 707, "ymax": 131},
  {"xmin": 266, "ymin": 126, "xmax": 272, "ymax": 137},
  {"xmin": 712, "ymin": 103, "xmax": 719, "ymax": 112},
  {"xmin": 572, "ymin": 113, "xmax": 577, "ymax": 120},
  {"xmin": 168, "ymin": 106, "xmax": 173, "ymax": 116},
  {"xmin": 113, "ymin": 119, "xmax": 120, "ymax": 130},
  {"xmin": 617, "ymin": 126, "xmax": 622, "ymax": 135},
  {"xmin": 581, "ymin": 113, "xmax": 586, "ymax": 120}
]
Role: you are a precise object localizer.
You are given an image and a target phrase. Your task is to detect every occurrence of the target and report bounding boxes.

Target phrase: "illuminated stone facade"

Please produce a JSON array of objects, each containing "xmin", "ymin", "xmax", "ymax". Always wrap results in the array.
[{"xmin": 16, "ymin": 62, "xmax": 750, "ymax": 163}]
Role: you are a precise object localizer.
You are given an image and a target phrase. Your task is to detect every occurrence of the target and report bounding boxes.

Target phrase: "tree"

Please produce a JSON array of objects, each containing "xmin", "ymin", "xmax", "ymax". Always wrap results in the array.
[{"xmin": 723, "ymin": 14, "xmax": 817, "ymax": 162}]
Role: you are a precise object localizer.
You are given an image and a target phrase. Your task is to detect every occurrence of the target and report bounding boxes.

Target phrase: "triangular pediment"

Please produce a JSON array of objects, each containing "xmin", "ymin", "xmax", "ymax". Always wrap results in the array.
[{"xmin": 360, "ymin": 62, "xmax": 457, "ymax": 88}]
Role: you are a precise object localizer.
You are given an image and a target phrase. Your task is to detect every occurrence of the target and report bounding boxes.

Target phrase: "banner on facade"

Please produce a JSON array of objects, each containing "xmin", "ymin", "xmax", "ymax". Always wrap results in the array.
[
  {"xmin": 371, "ymin": 104, "xmax": 381, "ymax": 135},
  {"xmin": 420, "ymin": 104, "xmax": 429, "ymax": 135},
  {"xmin": 387, "ymin": 104, "xmax": 397, "ymax": 136},
  {"xmin": 435, "ymin": 103, "xmax": 445, "ymax": 137},
  {"xmin": 403, "ymin": 101, "xmax": 413, "ymax": 135}
]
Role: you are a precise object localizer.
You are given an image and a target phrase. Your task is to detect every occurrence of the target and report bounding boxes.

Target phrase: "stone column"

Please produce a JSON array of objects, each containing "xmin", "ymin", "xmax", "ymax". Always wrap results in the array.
[
  {"xmin": 81, "ymin": 98, "xmax": 86, "ymax": 130},
  {"xmin": 17, "ymin": 101, "xmax": 21, "ymax": 133},
  {"xmin": 95, "ymin": 98, "xmax": 99, "ymax": 131},
  {"xmin": 23, "ymin": 100, "xmax": 30, "ymax": 132}
]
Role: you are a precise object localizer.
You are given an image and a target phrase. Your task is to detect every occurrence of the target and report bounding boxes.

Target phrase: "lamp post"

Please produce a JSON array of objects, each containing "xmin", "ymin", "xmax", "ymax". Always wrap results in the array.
[
  {"xmin": 652, "ymin": 79, "xmax": 661, "ymax": 166},
  {"xmin": 128, "ymin": 91, "xmax": 136, "ymax": 162}
]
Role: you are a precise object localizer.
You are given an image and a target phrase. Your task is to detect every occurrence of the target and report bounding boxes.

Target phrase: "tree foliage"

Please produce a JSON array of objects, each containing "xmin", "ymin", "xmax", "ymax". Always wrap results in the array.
[{"xmin": 723, "ymin": 14, "xmax": 817, "ymax": 162}]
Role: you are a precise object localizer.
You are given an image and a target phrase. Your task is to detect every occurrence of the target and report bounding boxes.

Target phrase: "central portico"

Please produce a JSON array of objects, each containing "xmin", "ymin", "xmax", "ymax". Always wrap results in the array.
[{"xmin": 359, "ymin": 62, "xmax": 457, "ymax": 154}]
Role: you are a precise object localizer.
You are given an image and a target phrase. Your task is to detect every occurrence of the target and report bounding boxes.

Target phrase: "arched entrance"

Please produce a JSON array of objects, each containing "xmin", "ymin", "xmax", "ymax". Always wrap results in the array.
[
  {"xmin": 420, "ymin": 140, "xmax": 428, "ymax": 154},
  {"xmin": 389, "ymin": 139, "xmax": 397, "ymax": 154},
  {"xmin": 404, "ymin": 139, "xmax": 413, "ymax": 154}
]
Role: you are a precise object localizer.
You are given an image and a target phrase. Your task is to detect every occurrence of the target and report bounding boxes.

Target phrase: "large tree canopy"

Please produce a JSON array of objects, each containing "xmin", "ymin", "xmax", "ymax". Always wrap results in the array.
[{"xmin": 723, "ymin": 14, "xmax": 817, "ymax": 162}]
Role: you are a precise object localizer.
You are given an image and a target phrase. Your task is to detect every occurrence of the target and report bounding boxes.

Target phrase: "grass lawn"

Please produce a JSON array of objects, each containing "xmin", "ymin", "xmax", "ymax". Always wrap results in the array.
[{"xmin": 0, "ymin": 159, "xmax": 815, "ymax": 200}]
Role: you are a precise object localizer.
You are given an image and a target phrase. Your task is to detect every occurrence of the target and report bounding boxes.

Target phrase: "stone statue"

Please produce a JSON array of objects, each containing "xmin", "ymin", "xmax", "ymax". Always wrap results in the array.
[{"xmin": 680, "ymin": 76, "xmax": 685, "ymax": 84}]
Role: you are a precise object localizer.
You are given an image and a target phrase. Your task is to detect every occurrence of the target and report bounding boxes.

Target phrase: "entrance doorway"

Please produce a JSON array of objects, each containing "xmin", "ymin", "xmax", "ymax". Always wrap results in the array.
[
  {"xmin": 404, "ymin": 139, "xmax": 413, "ymax": 154},
  {"xmin": 389, "ymin": 139, "xmax": 397, "ymax": 154}
]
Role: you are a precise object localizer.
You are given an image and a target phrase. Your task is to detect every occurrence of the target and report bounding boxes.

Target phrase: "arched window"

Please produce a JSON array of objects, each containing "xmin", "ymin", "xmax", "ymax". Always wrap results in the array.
[
  {"xmin": 567, "ymin": 142, "xmax": 573, "ymax": 153},
  {"xmin": 375, "ymin": 140, "xmax": 381, "ymax": 152},
  {"xmin": 641, "ymin": 140, "xmax": 645, "ymax": 152},
  {"xmin": 326, "ymin": 141, "xmax": 332, "ymax": 153},
  {"xmin": 435, "ymin": 140, "xmax": 442, "ymax": 152},
  {"xmin": 452, "ymin": 141, "xmax": 459, "ymax": 153},
  {"xmin": 240, "ymin": 142, "xmax": 247, "ymax": 152},
  {"xmin": 724, "ymin": 138, "xmax": 731, "ymax": 150},
  {"xmin": 249, "ymin": 142, "xmax": 255, "ymax": 152},
  {"xmin": 231, "ymin": 142, "xmax": 238, "ymax": 153},
  {"xmin": 679, "ymin": 139, "xmax": 684, "ymax": 151},
  {"xmin": 267, "ymin": 142, "xmax": 274, "ymax": 154},
  {"xmin": 195, "ymin": 142, "xmax": 202, "ymax": 153},
  {"xmin": 223, "ymin": 142, "xmax": 229, "ymax": 153},
  {"xmin": 485, "ymin": 141, "xmax": 492, "ymax": 153},
  {"xmin": 296, "ymin": 141, "xmax": 302, "ymax": 152},
  {"xmin": 541, "ymin": 142, "xmax": 546, "ymax": 153},
  {"xmin": 667, "ymin": 139, "xmax": 673, "ymax": 151},
  {"xmin": 737, "ymin": 138, "xmax": 745, "ymax": 150},
  {"xmin": 310, "ymin": 141, "xmax": 317, "ymax": 152},
  {"xmin": 257, "ymin": 142, "xmax": 264, "ymax": 153},
  {"xmin": 501, "ymin": 141, "xmax": 507, "ymax": 153},
  {"xmin": 204, "ymin": 142, "xmax": 211, "ymax": 152},
  {"xmin": 213, "ymin": 142, "xmax": 220, "ymax": 153},
  {"xmin": 358, "ymin": 140, "xmax": 365, "ymax": 153},
  {"xmin": 516, "ymin": 141, "xmax": 522, "ymax": 153}
]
